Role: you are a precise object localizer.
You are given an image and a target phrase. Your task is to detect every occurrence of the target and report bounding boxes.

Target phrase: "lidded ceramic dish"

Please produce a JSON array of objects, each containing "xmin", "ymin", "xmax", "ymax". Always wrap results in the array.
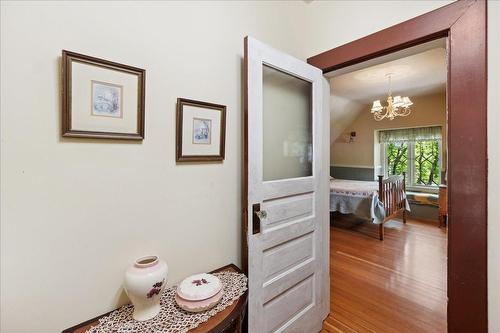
[
  {"xmin": 176, "ymin": 273, "xmax": 222, "ymax": 301},
  {"xmin": 175, "ymin": 273, "xmax": 223, "ymax": 313},
  {"xmin": 175, "ymin": 289, "xmax": 224, "ymax": 313}
]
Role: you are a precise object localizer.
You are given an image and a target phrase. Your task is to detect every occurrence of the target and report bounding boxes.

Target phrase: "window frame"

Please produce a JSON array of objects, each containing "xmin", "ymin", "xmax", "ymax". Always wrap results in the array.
[{"xmin": 381, "ymin": 139, "xmax": 442, "ymax": 193}]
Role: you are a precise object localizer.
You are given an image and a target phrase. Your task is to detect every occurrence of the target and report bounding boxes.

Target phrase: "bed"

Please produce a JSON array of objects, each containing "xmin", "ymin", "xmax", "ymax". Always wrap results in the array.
[{"xmin": 330, "ymin": 173, "xmax": 409, "ymax": 240}]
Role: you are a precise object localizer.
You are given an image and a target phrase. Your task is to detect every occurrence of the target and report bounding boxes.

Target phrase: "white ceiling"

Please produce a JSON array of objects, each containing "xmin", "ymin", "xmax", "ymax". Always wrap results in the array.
[
  {"xmin": 328, "ymin": 41, "xmax": 447, "ymax": 141},
  {"xmin": 330, "ymin": 47, "xmax": 447, "ymax": 104}
]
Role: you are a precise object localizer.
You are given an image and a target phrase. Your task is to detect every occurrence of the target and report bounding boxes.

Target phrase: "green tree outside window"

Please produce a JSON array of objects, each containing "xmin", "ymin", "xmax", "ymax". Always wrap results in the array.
[{"xmin": 386, "ymin": 140, "xmax": 440, "ymax": 187}]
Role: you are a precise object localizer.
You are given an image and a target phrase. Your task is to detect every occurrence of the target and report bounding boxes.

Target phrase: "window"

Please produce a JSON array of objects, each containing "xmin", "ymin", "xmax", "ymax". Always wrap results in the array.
[
  {"xmin": 380, "ymin": 126, "xmax": 442, "ymax": 190},
  {"xmin": 413, "ymin": 140, "xmax": 440, "ymax": 186},
  {"xmin": 386, "ymin": 141, "xmax": 408, "ymax": 177}
]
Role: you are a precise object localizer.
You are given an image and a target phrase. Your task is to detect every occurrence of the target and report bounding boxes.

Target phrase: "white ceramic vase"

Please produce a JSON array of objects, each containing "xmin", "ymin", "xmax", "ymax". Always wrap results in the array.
[{"xmin": 124, "ymin": 255, "xmax": 168, "ymax": 321}]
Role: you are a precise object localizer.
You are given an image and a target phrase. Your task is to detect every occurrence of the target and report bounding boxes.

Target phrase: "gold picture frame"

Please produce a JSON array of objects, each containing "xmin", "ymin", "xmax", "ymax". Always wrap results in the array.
[
  {"xmin": 176, "ymin": 98, "xmax": 226, "ymax": 162},
  {"xmin": 62, "ymin": 50, "xmax": 145, "ymax": 140}
]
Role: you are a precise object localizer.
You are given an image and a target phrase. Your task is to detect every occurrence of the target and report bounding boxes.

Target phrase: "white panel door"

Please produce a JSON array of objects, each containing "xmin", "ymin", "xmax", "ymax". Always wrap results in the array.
[{"xmin": 244, "ymin": 36, "xmax": 329, "ymax": 333}]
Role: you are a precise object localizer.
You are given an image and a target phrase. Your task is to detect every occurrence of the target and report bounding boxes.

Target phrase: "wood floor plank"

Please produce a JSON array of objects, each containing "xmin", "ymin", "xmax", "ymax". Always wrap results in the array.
[
  {"xmin": 326, "ymin": 315, "xmax": 359, "ymax": 333},
  {"xmin": 323, "ymin": 215, "xmax": 447, "ymax": 333}
]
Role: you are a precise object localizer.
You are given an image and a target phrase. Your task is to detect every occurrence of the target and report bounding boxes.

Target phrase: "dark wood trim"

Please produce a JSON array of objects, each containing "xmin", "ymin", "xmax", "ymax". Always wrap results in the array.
[
  {"xmin": 447, "ymin": 1, "xmax": 487, "ymax": 331},
  {"xmin": 307, "ymin": 0, "xmax": 474, "ymax": 73},
  {"xmin": 61, "ymin": 50, "xmax": 146, "ymax": 140},
  {"xmin": 62, "ymin": 264, "xmax": 247, "ymax": 333},
  {"xmin": 307, "ymin": 1, "xmax": 488, "ymax": 331},
  {"xmin": 176, "ymin": 98, "xmax": 227, "ymax": 163}
]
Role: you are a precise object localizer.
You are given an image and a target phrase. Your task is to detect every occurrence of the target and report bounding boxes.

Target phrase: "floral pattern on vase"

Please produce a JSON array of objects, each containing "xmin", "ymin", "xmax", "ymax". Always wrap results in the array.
[{"xmin": 124, "ymin": 255, "xmax": 168, "ymax": 321}]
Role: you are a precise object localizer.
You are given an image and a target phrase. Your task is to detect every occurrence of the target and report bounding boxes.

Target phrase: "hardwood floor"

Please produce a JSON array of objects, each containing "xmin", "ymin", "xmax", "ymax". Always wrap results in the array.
[{"xmin": 321, "ymin": 214, "xmax": 447, "ymax": 333}]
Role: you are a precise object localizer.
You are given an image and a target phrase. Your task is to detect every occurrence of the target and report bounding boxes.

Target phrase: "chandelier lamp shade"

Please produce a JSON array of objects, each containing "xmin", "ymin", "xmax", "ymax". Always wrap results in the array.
[{"xmin": 371, "ymin": 74, "xmax": 413, "ymax": 121}]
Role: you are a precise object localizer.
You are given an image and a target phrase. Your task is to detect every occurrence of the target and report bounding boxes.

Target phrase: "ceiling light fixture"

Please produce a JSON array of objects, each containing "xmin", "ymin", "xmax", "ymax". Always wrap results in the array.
[{"xmin": 371, "ymin": 74, "xmax": 413, "ymax": 121}]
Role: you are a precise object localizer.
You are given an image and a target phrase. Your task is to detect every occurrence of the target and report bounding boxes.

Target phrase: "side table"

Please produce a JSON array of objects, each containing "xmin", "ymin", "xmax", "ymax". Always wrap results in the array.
[{"xmin": 62, "ymin": 264, "xmax": 248, "ymax": 333}]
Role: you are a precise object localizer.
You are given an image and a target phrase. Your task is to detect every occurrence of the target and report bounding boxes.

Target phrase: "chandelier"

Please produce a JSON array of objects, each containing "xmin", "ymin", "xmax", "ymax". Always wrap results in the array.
[{"xmin": 371, "ymin": 74, "xmax": 413, "ymax": 121}]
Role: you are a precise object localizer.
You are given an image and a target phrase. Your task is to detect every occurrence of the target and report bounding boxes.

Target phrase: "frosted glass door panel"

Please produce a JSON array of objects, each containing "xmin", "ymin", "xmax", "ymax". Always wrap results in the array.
[{"xmin": 262, "ymin": 65, "xmax": 312, "ymax": 181}]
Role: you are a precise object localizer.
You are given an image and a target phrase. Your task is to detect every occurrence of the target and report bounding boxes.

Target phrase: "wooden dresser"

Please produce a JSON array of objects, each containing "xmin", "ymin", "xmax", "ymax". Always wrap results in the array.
[
  {"xmin": 62, "ymin": 264, "xmax": 248, "ymax": 333},
  {"xmin": 438, "ymin": 184, "xmax": 448, "ymax": 227}
]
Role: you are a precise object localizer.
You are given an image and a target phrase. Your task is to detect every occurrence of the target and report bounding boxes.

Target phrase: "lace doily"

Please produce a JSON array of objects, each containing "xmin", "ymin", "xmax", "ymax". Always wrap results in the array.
[{"xmin": 87, "ymin": 272, "xmax": 248, "ymax": 333}]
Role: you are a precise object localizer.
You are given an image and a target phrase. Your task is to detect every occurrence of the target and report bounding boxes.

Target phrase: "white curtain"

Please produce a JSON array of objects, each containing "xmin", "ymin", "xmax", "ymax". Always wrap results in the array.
[{"xmin": 379, "ymin": 126, "xmax": 442, "ymax": 143}]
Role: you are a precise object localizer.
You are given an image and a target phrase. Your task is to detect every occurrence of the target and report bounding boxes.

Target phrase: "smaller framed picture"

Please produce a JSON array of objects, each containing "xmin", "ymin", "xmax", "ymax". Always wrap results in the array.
[
  {"xmin": 62, "ymin": 50, "xmax": 145, "ymax": 140},
  {"xmin": 176, "ymin": 98, "xmax": 226, "ymax": 162}
]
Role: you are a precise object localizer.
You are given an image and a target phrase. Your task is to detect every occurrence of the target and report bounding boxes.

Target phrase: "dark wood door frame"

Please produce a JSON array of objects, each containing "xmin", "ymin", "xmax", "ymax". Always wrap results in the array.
[{"xmin": 308, "ymin": 0, "xmax": 487, "ymax": 331}]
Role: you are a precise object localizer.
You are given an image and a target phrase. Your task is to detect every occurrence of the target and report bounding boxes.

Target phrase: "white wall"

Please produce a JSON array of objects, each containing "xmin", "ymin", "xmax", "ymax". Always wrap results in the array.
[
  {"xmin": 5, "ymin": 1, "xmax": 498, "ymax": 332},
  {"xmin": 0, "ymin": 1, "xmax": 323, "ymax": 332},
  {"xmin": 488, "ymin": 1, "xmax": 500, "ymax": 332},
  {"xmin": 299, "ymin": 1, "xmax": 454, "ymax": 60}
]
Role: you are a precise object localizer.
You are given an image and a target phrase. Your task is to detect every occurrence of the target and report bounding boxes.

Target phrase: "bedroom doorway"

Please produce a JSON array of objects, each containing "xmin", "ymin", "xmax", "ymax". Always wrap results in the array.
[
  {"xmin": 307, "ymin": 1, "xmax": 487, "ymax": 332},
  {"xmin": 323, "ymin": 38, "xmax": 448, "ymax": 332}
]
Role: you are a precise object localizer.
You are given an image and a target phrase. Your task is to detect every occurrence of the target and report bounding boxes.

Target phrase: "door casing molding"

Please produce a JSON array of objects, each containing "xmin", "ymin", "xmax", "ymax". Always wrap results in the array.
[{"xmin": 307, "ymin": 1, "xmax": 488, "ymax": 331}]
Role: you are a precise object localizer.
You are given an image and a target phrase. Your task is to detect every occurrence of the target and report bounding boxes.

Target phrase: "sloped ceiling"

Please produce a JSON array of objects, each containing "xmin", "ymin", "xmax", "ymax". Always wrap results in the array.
[
  {"xmin": 329, "ymin": 94, "xmax": 364, "ymax": 144},
  {"xmin": 330, "ymin": 47, "xmax": 447, "ymax": 141}
]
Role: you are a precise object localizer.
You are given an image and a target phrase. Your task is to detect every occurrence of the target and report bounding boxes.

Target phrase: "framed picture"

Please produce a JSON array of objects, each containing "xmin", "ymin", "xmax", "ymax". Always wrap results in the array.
[
  {"xmin": 176, "ymin": 98, "xmax": 226, "ymax": 162},
  {"xmin": 62, "ymin": 50, "xmax": 145, "ymax": 140}
]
